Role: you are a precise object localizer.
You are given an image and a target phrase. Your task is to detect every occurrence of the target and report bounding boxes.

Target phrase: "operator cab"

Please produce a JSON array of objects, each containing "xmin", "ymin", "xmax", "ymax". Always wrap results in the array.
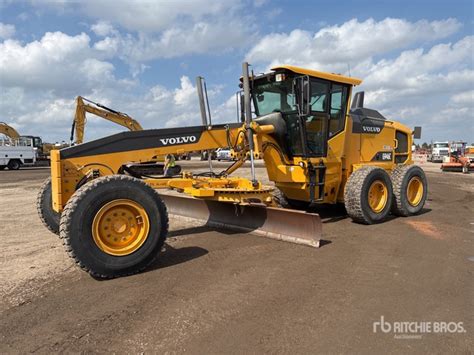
[{"xmin": 248, "ymin": 65, "xmax": 361, "ymax": 159}]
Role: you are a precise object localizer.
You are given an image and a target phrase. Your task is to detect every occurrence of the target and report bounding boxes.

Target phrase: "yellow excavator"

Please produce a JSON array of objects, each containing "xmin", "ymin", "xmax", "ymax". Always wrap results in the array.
[
  {"xmin": 37, "ymin": 63, "xmax": 427, "ymax": 278},
  {"xmin": 0, "ymin": 122, "xmax": 21, "ymax": 139},
  {"xmin": 71, "ymin": 96, "xmax": 176, "ymax": 175},
  {"xmin": 71, "ymin": 96, "xmax": 143, "ymax": 144}
]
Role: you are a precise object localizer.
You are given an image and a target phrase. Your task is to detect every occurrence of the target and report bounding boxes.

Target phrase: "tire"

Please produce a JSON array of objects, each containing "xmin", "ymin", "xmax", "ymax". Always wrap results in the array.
[
  {"xmin": 344, "ymin": 166, "xmax": 393, "ymax": 224},
  {"xmin": 273, "ymin": 188, "xmax": 310, "ymax": 210},
  {"xmin": 60, "ymin": 175, "xmax": 169, "ymax": 278},
  {"xmin": 7, "ymin": 160, "xmax": 21, "ymax": 170},
  {"xmin": 37, "ymin": 177, "xmax": 61, "ymax": 235},
  {"xmin": 0, "ymin": 166, "xmax": 5, "ymax": 170},
  {"xmin": 391, "ymin": 165, "xmax": 428, "ymax": 216}
]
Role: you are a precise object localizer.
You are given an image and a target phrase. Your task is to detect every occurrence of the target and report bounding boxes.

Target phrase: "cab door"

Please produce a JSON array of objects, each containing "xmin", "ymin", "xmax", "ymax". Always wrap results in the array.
[{"xmin": 303, "ymin": 80, "xmax": 348, "ymax": 203}]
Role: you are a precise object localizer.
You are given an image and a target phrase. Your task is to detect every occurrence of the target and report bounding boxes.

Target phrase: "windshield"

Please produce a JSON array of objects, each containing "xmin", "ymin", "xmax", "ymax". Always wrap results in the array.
[
  {"xmin": 434, "ymin": 143, "xmax": 449, "ymax": 148},
  {"xmin": 252, "ymin": 79, "xmax": 296, "ymax": 116},
  {"xmin": 34, "ymin": 137, "xmax": 42, "ymax": 147}
]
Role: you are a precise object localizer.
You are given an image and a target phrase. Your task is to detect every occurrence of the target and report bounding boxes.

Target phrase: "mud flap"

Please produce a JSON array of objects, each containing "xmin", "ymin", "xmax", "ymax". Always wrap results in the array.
[{"xmin": 161, "ymin": 194, "xmax": 322, "ymax": 247}]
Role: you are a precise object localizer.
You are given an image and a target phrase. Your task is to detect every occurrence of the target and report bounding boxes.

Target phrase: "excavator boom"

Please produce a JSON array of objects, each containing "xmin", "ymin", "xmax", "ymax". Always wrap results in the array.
[
  {"xmin": 0, "ymin": 122, "xmax": 21, "ymax": 139},
  {"xmin": 72, "ymin": 96, "xmax": 143, "ymax": 144}
]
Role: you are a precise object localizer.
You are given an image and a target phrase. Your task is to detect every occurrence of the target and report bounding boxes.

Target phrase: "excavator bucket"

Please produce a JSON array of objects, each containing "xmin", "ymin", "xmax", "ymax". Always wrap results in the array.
[{"xmin": 161, "ymin": 194, "xmax": 322, "ymax": 247}]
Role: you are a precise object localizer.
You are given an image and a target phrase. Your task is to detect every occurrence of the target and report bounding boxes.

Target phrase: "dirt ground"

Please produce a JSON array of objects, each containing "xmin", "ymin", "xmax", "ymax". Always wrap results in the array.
[{"xmin": 0, "ymin": 161, "xmax": 472, "ymax": 353}]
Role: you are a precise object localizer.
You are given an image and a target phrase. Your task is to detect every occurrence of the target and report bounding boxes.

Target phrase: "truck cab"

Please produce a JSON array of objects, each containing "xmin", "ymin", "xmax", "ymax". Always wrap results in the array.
[{"xmin": 430, "ymin": 141, "xmax": 449, "ymax": 162}]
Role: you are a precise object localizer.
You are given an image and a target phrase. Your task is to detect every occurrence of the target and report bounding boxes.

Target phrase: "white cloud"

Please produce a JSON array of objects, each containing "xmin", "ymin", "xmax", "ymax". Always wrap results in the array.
[
  {"xmin": 0, "ymin": 31, "xmax": 118, "ymax": 93},
  {"xmin": 30, "ymin": 0, "xmax": 255, "ymax": 72},
  {"xmin": 0, "ymin": 23, "xmax": 15, "ymax": 39},
  {"xmin": 450, "ymin": 90, "xmax": 474, "ymax": 105},
  {"xmin": 246, "ymin": 18, "xmax": 462, "ymax": 72},
  {"xmin": 363, "ymin": 36, "xmax": 473, "ymax": 88},
  {"xmin": 245, "ymin": 18, "xmax": 473, "ymax": 141},
  {"xmin": 81, "ymin": 0, "xmax": 234, "ymax": 32},
  {"xmin": 173, "ymin": 77, "xmax": 196, "ymax": 106},
  {"xmin": 0, "ymin": 73, "xmax": 231, "ymax": 142},
  {"xmin": 93, "ymin": 17, "xmax": 255, "ymax": 67},
  {"xmin": 90, "ymin": 21, "xmax": 116, "ymax": 37}
]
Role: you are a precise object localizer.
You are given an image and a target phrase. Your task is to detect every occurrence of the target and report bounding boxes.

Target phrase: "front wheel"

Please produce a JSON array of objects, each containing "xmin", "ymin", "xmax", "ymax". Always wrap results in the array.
[
  {"xmin": 60, "ymin": 175, "xmax": 169, "ymax": 278},
  {"xmin": 391, "ymin": 165, "xmax": 428, "ymax": 216},
  {"xmin": 7, "ymin": 160, "xmax": 21, "ymax": 170},
  {"xmin": 344, "ymin": 166, "xmax": 393, "ymax": 224}
]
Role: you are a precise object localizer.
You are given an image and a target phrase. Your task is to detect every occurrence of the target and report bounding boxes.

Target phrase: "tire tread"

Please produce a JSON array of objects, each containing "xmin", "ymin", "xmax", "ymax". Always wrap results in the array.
[
  {"xmin": 344, "ymin": 166, "xmax": 392, "ymax": 224},
  {"xmin": 391, "ymin": 164, "xmax": 427, "ymax": 216},
  {"xmin": 60, "ymin": 175, "xmax": 169, "ymax": 279},
  {"xmin": 36, "ymin": 177, "xmax": 60, "ymax": 235}
]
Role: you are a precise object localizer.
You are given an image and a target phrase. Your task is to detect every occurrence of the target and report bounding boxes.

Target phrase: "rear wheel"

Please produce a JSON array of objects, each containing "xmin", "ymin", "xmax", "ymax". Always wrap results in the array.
[
  {"xmin": 391, "ymin": 165, "xmax": 428, "ymax": 216},
  {"xmin": 0, "ymin": 166, "xmax": 5, "ymax": 170},
  {"xmin": 60, "ymin": 175, "xmax": 169, "ymax": 278},
  {"xmin": 37, "ymin": 177, "xmax": 60, "ymax": 235},
  {"xmin": 344, "ymin": 166, "xmax": 393, "ymax": 224},
  {"xmin": 7, "ymin": 159, "xmax": 21, "ymax": 170}
]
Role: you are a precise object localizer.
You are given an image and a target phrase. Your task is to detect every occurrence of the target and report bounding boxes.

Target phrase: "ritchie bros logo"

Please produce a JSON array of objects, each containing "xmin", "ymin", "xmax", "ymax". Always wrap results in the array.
[{"xmin": 373, "ymin": 316, "xmax": 466, "ymax": 339}]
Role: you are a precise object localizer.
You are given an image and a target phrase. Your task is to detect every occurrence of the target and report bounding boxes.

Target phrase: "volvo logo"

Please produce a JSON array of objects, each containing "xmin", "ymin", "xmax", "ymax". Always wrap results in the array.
[
  {"xmin": 159, "ymin": 136, "xmax": 197, "ymax": 145},
  {"xmin": 362, "ymin": 126, "xmax": 381, "ymax": 133}
]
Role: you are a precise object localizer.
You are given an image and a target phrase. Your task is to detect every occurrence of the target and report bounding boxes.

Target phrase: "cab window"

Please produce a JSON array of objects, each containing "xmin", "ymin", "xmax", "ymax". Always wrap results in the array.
[
  {"xmin": 329, "ymin": 85, "xmax": 348, "ymax": 137},
  {"xmin": 310, "ymin": 81, "xmax": 329, "ymax": 112}
]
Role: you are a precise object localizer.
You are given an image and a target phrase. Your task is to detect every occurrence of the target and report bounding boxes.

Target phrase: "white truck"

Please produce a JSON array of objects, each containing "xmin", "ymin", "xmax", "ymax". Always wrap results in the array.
[
  {"xmin": 216, "ymin": 148, "xmax": 233, "ymax": 161},
  {"xmin": 430, "ymin": 141, "xmax": 449, "ymax": 163},
  {"xmin": 0, "ymin": 137, "xmax": 37, "ymax": 170}
]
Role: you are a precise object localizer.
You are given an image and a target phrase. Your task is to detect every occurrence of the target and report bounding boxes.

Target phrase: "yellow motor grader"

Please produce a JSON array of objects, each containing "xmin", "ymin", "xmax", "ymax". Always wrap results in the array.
[{"xmin": 37, "ymin": 63, "xmax": 427, "ymax": 278}]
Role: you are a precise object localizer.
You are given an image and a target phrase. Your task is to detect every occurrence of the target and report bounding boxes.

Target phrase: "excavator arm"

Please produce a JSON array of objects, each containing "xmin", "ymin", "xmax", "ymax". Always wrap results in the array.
[
  {"xmin": 0, "ymin": 122, "xmax": 21, "ymax": 139},
  {"xmin": 72, "ymin": 96, "xmax": 143, "ymax": 144}
]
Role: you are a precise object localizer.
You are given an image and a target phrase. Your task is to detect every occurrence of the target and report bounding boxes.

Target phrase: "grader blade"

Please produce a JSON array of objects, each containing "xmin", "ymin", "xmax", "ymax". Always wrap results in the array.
[{"xmin": 161, "ymin": 194, "xmax": 322, "ymax": 247}]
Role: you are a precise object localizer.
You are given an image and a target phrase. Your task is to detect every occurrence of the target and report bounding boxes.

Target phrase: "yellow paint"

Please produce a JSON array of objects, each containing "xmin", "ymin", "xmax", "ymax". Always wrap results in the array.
[
  {"xmin": 368, "ymin": 180, "xmax": 388, "ymax": 213},
  {"xmin": 407, "ymin": 176, "xmax": 423, "ymax": 206},
  {"xmin": 92, "ymin": 199, "xmax": 150, "ymax": 256},
  {"xmin": 271, "ymin": 65, "xmax": 362, "ymax": 86}
]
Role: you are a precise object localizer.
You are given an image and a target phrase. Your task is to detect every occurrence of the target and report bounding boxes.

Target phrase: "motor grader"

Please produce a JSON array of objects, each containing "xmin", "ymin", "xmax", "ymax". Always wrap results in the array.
[{"xmin": 37, "ymin": 62, "xmax": 427, "ymax": 278}]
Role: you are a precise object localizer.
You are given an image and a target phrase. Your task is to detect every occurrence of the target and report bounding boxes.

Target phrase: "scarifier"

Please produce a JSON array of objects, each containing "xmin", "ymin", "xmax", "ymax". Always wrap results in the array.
[{"xmin": 37, "ymin": 62, "xmax": 427, "ymax": 278}]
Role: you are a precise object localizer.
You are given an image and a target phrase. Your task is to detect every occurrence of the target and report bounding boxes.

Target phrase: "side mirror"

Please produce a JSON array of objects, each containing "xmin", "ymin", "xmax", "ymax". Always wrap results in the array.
[
  {"xmin": 293, "ymin": 75, "xmax": 311, "ymax": 116},
  {"xmin": 413, "ymin": 126, "xmax": 422, "ymax": 139}
]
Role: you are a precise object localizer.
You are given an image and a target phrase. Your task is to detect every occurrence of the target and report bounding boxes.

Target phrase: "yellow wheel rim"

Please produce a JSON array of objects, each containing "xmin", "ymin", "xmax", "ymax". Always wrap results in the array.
[
  {"xmin": 406, "ymin": 176, "xmax": 423, "ymax": 207},
  {"xmin": 92, "ymin": 199, "xmax": 150, "ymax": 256},
  {"xmin": 368, "ymin": 180, "xmax": 388, "ymax": 213}
]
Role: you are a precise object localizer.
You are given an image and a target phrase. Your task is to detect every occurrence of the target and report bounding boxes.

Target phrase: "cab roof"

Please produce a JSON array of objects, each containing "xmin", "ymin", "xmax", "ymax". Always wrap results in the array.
[{"xmin": 271, "ymin": 65, "xmax": 362, "ymax": 86}]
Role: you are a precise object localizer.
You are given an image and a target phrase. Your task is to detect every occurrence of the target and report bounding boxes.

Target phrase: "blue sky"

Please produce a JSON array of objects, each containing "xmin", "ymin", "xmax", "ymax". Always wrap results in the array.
[{"xmin": 0, "ymin": 0, "xmax": 473, "ymax": 143}]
